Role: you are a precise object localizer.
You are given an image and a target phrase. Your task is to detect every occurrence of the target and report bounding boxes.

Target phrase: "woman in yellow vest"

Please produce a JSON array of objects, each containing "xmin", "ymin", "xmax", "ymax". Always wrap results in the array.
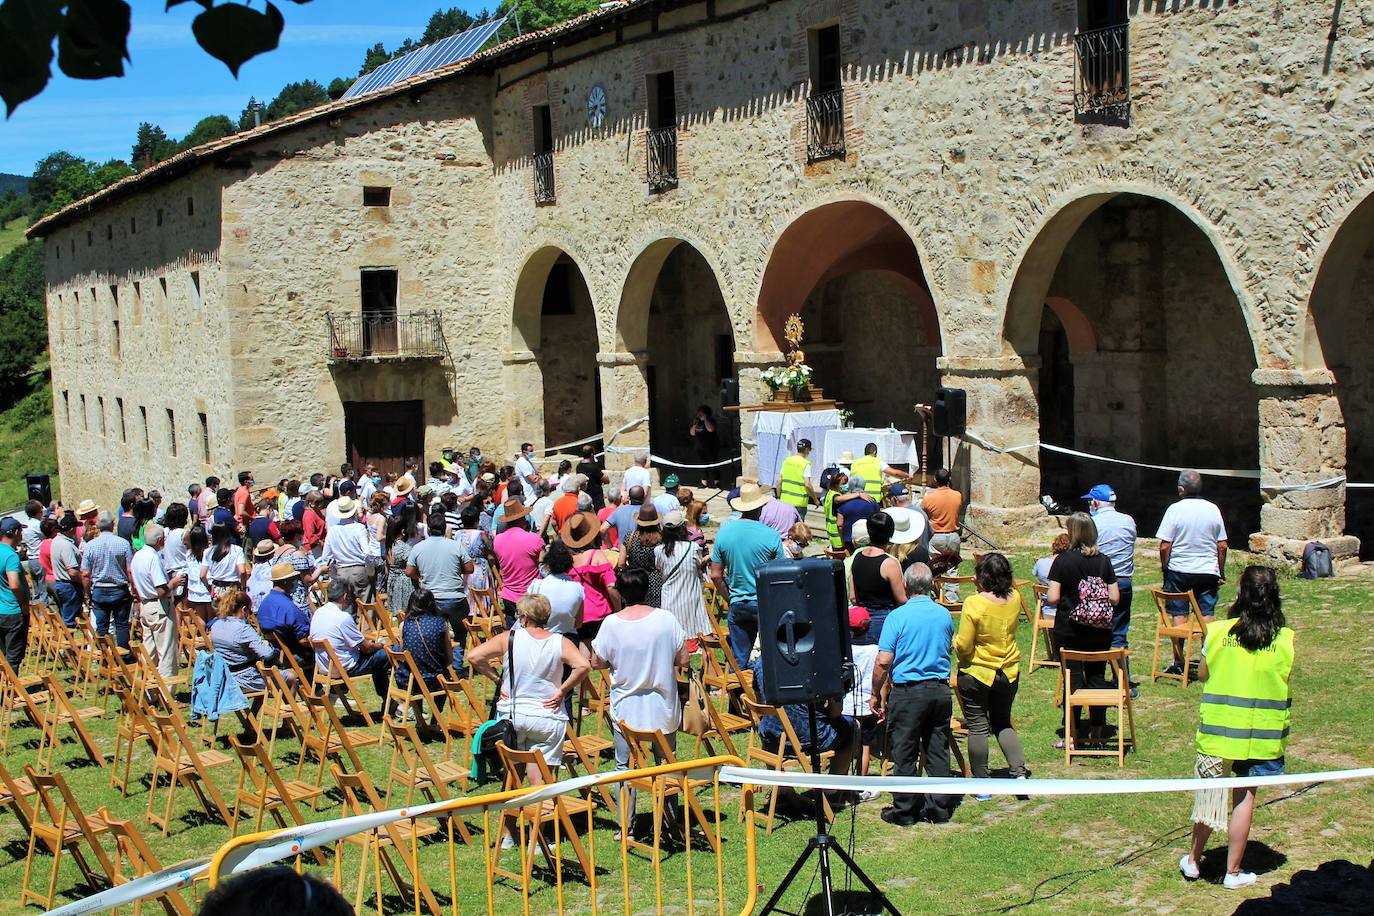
[{"xmin": 1180, "ymin": 565, "xmax": 1294, "ymax": 890}]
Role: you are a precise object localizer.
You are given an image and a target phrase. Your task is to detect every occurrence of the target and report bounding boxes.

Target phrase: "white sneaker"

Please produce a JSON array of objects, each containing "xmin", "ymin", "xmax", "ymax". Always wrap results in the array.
[
  {"xmin": 1179, "ymin": 855, "xmax": 1200, "ymax": 880},
  {"xmin": 1223, "ymin": 871, "xmax": 1257, "ymax": 889},
  {"xmin": 858, "ymin": 789, "xmax": 880, "ymax": 802},
  {"xmin": 500, "ymin": 834, "xmax": 516, "ymax": 850}
]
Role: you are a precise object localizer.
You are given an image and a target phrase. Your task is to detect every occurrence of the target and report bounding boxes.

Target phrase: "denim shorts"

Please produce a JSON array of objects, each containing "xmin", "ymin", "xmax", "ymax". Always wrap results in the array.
[{"xmin": 1232, "ymin": 757, "xmax": 1284, "ymax": 777}]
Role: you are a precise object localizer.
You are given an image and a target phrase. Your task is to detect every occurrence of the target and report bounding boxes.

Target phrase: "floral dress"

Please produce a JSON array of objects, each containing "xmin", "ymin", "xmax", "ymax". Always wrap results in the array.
[
  {"xmin": 456, "ymin": 528, "xmax": 492, "ymax": 592},
  {"xmin": 386, "ymin": 540, "xmax": 415, "ymax": 614},
  {"xmin": 622, "ymin": 532, "xmax": 663, "ymax": 607}
]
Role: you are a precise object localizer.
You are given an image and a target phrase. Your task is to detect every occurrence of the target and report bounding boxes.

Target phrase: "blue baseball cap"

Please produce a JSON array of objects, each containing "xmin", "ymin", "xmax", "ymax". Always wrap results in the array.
[
  {"xmin": 0, "ymin": 518, "xmax": 22, "ymax": 536},
  {"xmin": 888, "ymin": 483, "xmax": 908, "ymax": 497},
  {"xmin": 1081, "ymin": 484, "xmax": 1116, "ymax": 502}
]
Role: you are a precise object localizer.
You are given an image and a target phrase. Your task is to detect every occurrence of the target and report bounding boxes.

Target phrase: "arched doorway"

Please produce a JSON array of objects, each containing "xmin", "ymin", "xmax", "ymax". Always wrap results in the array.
[
  {"xmin": 1006, "ymin": 193, "xmax": 1260, "ymax": 537},
  {"xmin": 1305, "ymin": 192, "xmax": 1374, "ymax": 556},
  {"xmin": 619, "ymin": 240, "xmax": 737, "ymax": 488},
  {"xmin": 511, "ymin": 248, "xmax": 601, "ymax": 451},
  {"xmin": 757, "ymin": 200, "xmax": 943, "ymax": 473}
]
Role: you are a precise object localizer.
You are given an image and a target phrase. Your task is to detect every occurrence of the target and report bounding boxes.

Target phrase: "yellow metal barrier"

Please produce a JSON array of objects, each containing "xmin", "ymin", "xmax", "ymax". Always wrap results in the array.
[{"xmin": 203, "ymin": 755, "xmax": 756, "ymax": 916}]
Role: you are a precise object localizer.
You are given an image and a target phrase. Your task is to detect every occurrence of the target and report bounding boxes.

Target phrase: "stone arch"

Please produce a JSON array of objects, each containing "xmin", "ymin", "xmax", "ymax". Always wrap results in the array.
[
  {"xmin": 1003, "ymin": 189, "xmax": 1262, "ymax": 537},
  {"xmin": 613, "ymin": 225, "xmax": 742, "ymax": 354}
]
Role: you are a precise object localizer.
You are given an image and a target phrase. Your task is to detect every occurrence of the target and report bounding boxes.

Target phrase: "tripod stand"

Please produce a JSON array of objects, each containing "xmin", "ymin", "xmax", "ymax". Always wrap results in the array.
[{"xmin": 757, "ymin": 704, "xmax": 899, "ymax": 916}]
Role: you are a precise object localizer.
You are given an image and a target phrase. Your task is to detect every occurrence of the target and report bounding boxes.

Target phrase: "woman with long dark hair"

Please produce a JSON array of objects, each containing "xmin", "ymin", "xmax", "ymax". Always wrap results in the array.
[
  {"xmin": 655, "ymin": 511, "xmax": 711, "ymax": 638},
  {"xmin": 1180, "ymin": 565, "xmax": 1294, "ymax": 890},
  {"xmin": 183, "ymin": 525, "xmax": 214, "ymax": 624},
  {"xmin": 1047, "ymin": 511, "xmax": 1119, "ymax": 749},
  {"xmin": 395, "ymin": 588, "xmax": 453, "ymax": 725},
  {"xmin": 384, "ymin": 506, "xmax": 421, "ymax": 613},
  {"xmin": 202, "ymin": 522, "xmax": 248, "ymax": 605},
  {"xmin": 618, "ymin": 505, "xmax": 664, "ymax": 607}
]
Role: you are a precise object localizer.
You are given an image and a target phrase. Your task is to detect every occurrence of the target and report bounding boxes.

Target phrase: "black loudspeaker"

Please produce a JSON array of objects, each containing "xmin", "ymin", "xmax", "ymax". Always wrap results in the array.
[
  {"xmin": 719, "ymin": 377, "xmax": 739, "ymax": 409},
  {"xmin": 933, "ymin": 387, "xmax": 967, "ymax": 437},
  {"xmin": 25, "ymin": 474, "xmax": 51, "ymax": 505},
  {"xmin": 756, "ymin": 557, "xmax": 852, "ymax": 705}
]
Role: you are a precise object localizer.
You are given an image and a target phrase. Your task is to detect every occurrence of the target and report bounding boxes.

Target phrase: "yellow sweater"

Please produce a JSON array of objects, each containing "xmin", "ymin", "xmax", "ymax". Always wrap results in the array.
[{"xmin": 954, "ymin": 592, "xmax": 1023, "ymax": 686}]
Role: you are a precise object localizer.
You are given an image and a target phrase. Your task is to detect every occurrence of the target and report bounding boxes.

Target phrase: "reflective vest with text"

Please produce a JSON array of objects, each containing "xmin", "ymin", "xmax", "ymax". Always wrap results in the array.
[
  {"xmin": 1195, "ymin": 617, "xmax": 1294, "ymax": 762},
  {"xmin": 779, "ymin": 455, "xmax": 811, "ymax": 509}
]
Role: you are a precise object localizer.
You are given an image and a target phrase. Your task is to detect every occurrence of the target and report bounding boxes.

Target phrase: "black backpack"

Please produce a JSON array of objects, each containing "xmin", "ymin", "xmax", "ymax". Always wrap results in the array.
[{"xmin": 1300, "ymin": 541, "xmax": 1333, "ymax": 579}]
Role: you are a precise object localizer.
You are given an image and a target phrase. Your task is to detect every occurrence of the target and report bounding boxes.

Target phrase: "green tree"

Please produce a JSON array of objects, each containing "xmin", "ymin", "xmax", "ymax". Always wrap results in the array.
[
  {"xmin": 421, "ymin": 7, "xmax": 478, "ymax": 44},
  {"xmin": 131, "ymin": 122, "xmax": 177, "ymax": 169},
  {"xmin": 91, "ymin": 159, "xmax": 133, "ymax": 188},
  {"xmin": 181, "ymin": 115, "xmax": 236, "ymax": 150},
  {"xmin": 266, "ymin": 79, "xmax": 328, "ymax": 120},
  {"xmin": 0, "ymin": 240, "xmax": 47, "ymax": 403},
  {"xmin": 358, "ymin": 41, "xmax": 389, "ymax": 77},
  {"xmin": 503, "ymin": 0, "xmax": 601, "ymax": 33},
  {"xmin": 28, "ymin": 151, "xmax": 84, "ymax": 216}
]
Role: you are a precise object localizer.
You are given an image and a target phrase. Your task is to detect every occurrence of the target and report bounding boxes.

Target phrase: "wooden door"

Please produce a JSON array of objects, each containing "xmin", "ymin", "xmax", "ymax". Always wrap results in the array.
[{"xmin": 344, "ymin": 400, "xmax": 423, "ymax": 480}]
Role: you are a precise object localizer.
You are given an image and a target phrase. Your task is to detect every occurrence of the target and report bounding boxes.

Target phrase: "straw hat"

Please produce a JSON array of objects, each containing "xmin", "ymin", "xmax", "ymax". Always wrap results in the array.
[
  {"xmin": 636, "ymin": 505, "xmax": 661, "ymax": 529},
  {"xmin": 334, "ymin": 497, "xmax": 359, "ymax": 518},
  {"xmin": 395, "ymin": 477, "xmax": 414, "ymax": 496},
  {"xmin": 269, "ymin": 562, "xmax": 300, "ymax": 583},
  {"xmin": 560, "ymin": 511, "xmax": 601, "ymax": 549},
  {"xmin": 729, "ymin": 482, "xmax": 772, "ymax": 513},
  {"xmin": 253, "ymin": 539, "xmax": 276, "ymax": 560},
  {"xmin": 76, "ymin": 499, "xmax": 100, "ymax": 517},
  {"xmin": 501, "ymin": 497, "xmax": 531, "ymax": 523},
  {"xmin": 885, "ymin": 506, "xmax": 927, "ymax": 546},
  {"xmin": 839, "ymin": 451, "xmax": 856, "ymax": 465}
]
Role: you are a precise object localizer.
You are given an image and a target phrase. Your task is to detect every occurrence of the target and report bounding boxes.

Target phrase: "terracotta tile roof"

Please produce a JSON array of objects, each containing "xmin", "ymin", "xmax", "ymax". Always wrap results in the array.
[{"xmin": 28, "ymin": 0, "xmax": 654, "ymax": 238}]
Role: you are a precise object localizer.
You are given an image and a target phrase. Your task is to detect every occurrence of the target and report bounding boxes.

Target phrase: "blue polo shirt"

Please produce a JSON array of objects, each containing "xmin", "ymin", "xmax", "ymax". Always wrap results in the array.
[
  {"xmin": 709, "ymin": 518, "xmax": 782, "ymax": 604},
  {"xmin": 878, "ymin": 594, "xmax": 953, "ymax": 683},
  {"xmin": 0, "ymin": 544, "xmax": 22, "ymax": 615},
  {"xmin": 256, "ymin": 588, "xmax": 311, "ymax": 655}
]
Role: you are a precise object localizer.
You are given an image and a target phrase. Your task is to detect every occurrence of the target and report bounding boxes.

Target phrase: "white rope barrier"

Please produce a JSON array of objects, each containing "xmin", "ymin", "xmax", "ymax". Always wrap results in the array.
[
  {"xmin": 962, "ymin": 431, "xmax": 1374, "ymax": 492},
  {"xmin": 531, "ymin": 415, "xmax": 649, "ymax": 460}
]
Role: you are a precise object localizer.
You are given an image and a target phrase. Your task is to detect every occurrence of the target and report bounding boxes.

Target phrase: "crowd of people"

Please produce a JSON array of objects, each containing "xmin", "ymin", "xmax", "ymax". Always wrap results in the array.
[{"xmin": 0, "ymin": 437, "xmax": 1293, "ymax": 888}]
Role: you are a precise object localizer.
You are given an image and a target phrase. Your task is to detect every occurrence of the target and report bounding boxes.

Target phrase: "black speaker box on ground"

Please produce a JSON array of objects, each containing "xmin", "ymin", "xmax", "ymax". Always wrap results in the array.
[
  {"xmin": 933, "ymin": 387, "xmax": 967, "ymax": 438},
  {"xmin": 755, "ymin": 557, "xmax": 852, "ymax": 705}
]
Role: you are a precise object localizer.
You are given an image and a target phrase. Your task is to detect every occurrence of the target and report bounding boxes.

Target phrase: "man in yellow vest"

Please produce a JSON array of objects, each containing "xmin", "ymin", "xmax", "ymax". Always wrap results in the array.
[
  {"xmin": 1180, "ymin": 566, "xmax": 1294, "ymax": 891},
  {"xmin": 849, "ymin": 443, "xmax": 903, "ymax": 500},
  {"xmin": 778, "ymin": 439, "xmax": 817, "ymax": 511}
]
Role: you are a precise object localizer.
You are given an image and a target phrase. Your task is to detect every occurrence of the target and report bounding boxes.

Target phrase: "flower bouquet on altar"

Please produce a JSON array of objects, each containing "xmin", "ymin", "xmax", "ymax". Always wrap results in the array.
[{"xmin": 760, "ymin": 363, "xmax": 814, "ymax": 399}]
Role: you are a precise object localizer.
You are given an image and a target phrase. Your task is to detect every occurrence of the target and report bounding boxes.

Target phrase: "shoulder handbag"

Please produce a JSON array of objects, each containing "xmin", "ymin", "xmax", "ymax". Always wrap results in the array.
[
  {"xmin": 680, "ymin": 672, "xmax": 710, "ymax": 737},
  {"xmin": 471, "ymin": 630, "xmax": 518, "ymax": 783}
]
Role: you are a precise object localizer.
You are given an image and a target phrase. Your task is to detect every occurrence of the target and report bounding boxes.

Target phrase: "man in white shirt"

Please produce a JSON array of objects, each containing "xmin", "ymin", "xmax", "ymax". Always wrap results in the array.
[
  {"xmin": 652, "ymin": 474, "xmax": 683, "ymax": 516},
  {"xmin": 309, "ymin": 579, "xmax": 391, "ymax": 699},
  {"xmin": 357, "ymin": 464, "xmax": 378, "ymax": 503},
  {"xmin": 514, "ymin": 442, "xmax": 542, "ymax": 506},
  {"xmin": 1156, "ymin": 470, "xmax": 1227, "ymax": 675},
  {"xmin": 324, "ymin": 480, "xmax": 357, "ymax": 528},
  {"xmin": 130, "ymin": 524, "xmax": 178, "ymax": 679},
  {"xmin": 320, "ymin": 497, "xmax": 375, "ymax": 599},
  {"xmin": 622, "ymin": 453, "xmax": 652, "ymax": 498}
]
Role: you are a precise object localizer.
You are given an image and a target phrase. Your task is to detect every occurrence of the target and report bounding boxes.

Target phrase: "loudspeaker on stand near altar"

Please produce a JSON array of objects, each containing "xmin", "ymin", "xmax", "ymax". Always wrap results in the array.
[
  {"xmin": 755, "ymin": 557, "xmax": 852, "ymax": 706},
  {"xmin": 933, "ymin": 386, "xmax": 967, "ymax": 438}
]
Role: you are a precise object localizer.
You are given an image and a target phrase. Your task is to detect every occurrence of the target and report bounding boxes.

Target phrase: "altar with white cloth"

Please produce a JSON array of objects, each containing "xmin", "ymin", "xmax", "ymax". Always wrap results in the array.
[
  {"xmin": 823, "ymin": 427, "xmax": 922, "ymax": 471},
  {"xmin": 752, "ymin": 408, "xmax": 842, "ymax": 487}
]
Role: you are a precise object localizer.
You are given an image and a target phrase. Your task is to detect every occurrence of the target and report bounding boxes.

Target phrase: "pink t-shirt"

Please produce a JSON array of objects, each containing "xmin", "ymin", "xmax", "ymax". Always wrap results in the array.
[{"xmin": 493, "ymin": 527, "xmax": 544, "ymax": 604}]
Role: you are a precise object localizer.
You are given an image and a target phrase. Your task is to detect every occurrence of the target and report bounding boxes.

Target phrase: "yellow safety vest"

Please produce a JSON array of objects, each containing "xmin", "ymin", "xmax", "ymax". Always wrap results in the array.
[
  {"xmin": 822, "ymin": 490, "xmax": 842, "ymax": 550},
  {"xmin": 1195, "ymin": 618, "xmax": 1294, "ymax": 762},
  {"xmin": 779, "ymin": 454, "xmax": 811, "ymax": 509},
  {"xmin": 850, "ymin": 455, "xmax": 883, "ymax": 498}
]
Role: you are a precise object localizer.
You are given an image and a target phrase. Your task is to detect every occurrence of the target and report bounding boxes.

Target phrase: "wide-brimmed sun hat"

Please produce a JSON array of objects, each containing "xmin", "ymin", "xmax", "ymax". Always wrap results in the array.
[
  {"xmin": 636, "ymin": 505, "xmax": 661, "ymax": 528},
  {"xmin": 395, "ymin": 478, "xmax": 414, "ymax": 496},
  {"xmin": 885, "ymin": 506, "xmax": 927, "ymax": 546},
  {"xmin": 334, "ymin": 497, "xmax": 359, "ymax": 518},
  {"xmin": 76, "ymin": 499, "xmax": 100, "ymax": 517},
  {"xmin": 662, "ymin": 509, "xmax": 686, "ymax": 529},
  {"xmin": 253, "ymin": 539, "xmax": 276, "ymax": 559},
  {"xmin": 269, "ymin": 561, "xmax": 300, "ymax": 583},
  {"xmin": 560, "ymin": 511, "xmax": 601, "ymax": 549},
  {"xmin": 729, "ymin": 482, "xmax": 772, "ymax": 513},
  {"xmin": 501, "ymin": 497, "xmax": 531, "ymax": 523}
]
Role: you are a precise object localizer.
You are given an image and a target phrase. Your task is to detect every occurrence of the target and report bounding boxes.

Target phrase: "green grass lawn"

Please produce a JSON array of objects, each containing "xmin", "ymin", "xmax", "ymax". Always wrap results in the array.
[
  {"xmin": 0, "ymin": 218, "xmax": 26, "ymax": 259},
  {"xmin": 1, "ymin": 550, "xmax": 1370, "ymax": 914},
  {"xmin": 0, "ymin": 380, "xmax": 57, "ymax": 511}
]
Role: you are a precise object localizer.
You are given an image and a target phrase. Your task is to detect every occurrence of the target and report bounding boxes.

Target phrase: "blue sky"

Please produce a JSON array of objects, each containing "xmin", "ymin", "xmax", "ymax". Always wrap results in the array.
[{"xmin": 0, "ymin": 0, "xmax": 495, "ymax": 176}]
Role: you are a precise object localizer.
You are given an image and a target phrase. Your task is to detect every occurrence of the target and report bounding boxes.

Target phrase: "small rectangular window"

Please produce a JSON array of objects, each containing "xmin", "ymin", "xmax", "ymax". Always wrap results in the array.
[
  {"xmin": 80, "ymin": 394, "xmax": 88, "ymax": 431},
  {"xmin": 116, "ymin": 397, "xmax": 126, "ymax": 443},
  {"xmin": 810, "ymin": 25, "xmax": 842, "ymax": 94},
  {"xmin": 112, "ymin": 320, "xmax": 120, "ymax": 358},
  {"xmin": 132, "ymin": 281, "xmax": 142, "ymax": 322},
  {"xmin": 106, "ymin": 224, "xmax": 112, "ymax": 241},
  {"xmin": 363, "ymin": 186, "xmax": 391, "ymax": 207},
  {"xmin": 199, "ymin": 412, "xmax": 210, "ymax": 463},
  {"xmin": 97, "ymin": 396, "xmax": 106, "ymax": 437},
  {"xmin": 533, "ymin": 105, "xmax": 553, "ymax": 155},
  {"xmin": 157, "ymin": 208, "xmax": 164, "ymax": 226},
  {"xmin": 166, "ymin": 408, "xmax": 177, "ymax": 456},
  {"xmin": 140, "ymin": 406, "xmax": 149, "ymax": 451},
  {"xmin": 190, "ymin": 271, "xmax": 202, "ymax": 310},
  {"xmin": 62, "ymin": 390, "xmax": 69, "ymax": 426},
  {"xmin": 130, "ymin": 216, "xmax": 136, "ymax": 234},
  {"xmin": 186, "ymin": 196, "xmax": 195, "ymax": 216},
  {"xmin": 86, "ymin": 231, "xmax": 92, "ymax": 247},
  {"xmin": 647, "ymin": 70, "xmax": 677, "ymax": 130}
]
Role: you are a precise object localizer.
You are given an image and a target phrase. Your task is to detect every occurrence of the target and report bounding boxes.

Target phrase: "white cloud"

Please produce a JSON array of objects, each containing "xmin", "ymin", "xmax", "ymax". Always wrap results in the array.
[{"xmin": 128, "ymin": 21, "xmax": 424, "ymax": 52}]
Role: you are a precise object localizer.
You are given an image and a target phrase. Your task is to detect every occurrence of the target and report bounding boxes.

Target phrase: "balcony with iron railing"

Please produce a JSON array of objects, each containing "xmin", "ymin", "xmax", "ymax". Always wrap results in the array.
[
  {"xmin": 806, "ymin": 88, "xmax": 846, "ymax": 162},
  {"xmin": 646, "ymin": 126, "xmax": 678, "ymax": 193},
  {"xmin": 1073, "ymin": 23, "xmax": 1130, "ymax": 123},
  {"xmin": 327, "ymin": 310, "xmax": 448, "ymax": 362},
  {"xmin": 533, "ymin": 151, "xmax": 556, "ymax": 204}
]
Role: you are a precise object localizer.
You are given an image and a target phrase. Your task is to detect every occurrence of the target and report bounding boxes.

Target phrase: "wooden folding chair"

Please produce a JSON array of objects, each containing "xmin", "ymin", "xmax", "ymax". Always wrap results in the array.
[
  {"xmin": 298, "ymin": 689, "xmax": 381, "ymax": 800},
  {"xmin": 104, "ymin": 819, "xmax": 196, "ymax": 915},
  {"xmin": 329, "ymin": 765, "xmax": 443, "ymax": 916},
  {"xmin": 493, "ymin": 744, "xmax": 594, "ymax": 882},
  {"xmin": 618, "ymin": 723, "xmax": 721, "ymax": 853},
  {"xmin": 36, "ymin": 671, "xmax": 108, "ymax": 769},
  {"xmin": 227, "ymin": 735, "xmax": 328, "ymax": 853},
  {"xmin": 739, "ymin": 696, "xmax": 834, "ymax": 833},
  {"xmin": 383, "ymin": 718, "xmax": 473, "ymax": 829},
  {"xmin": 109, "ymin": 669, "xmax": 163, "ymax": 795},
  {"xmin": 940, "ymin": 672, "xmax": 974, "ymax": 778},
  {"xmin": 306, "ymin": 578, "xmax": 329, "ymax": 611},
  {"xmin": 1061, "ymin": 648, "xmax": 1136, "ymax": 767},
  {"xmin": 145, "ymin": 706, "xmax": 235, "ymax": 834},
  {"xmin": 935, "ymin": 575, "xmax": 976, "ymax": 613},
  {"xmin": 691, "ymin": 676, "xmax": 754, "ymax": 760},
  {"xmin": 357, "ymin": 598, "xmax": 400, "ymax": 644},
  {"xmin": 310, "ymin": 638, "xmax": 380, "ymax": 729},
  {"xmin": 466, "ymin": 585, "xmax": 498, "ymax": 619},
  {"xmin": 561, "ymin": 727, "xmax": 619, "ymax": 817},
  {"xmin": 1026, "ymin": 583, "xmax": 1060, "ymax": 673},
  {"xmin": 1149, "ymin": 588, "xmax": 1210, "ymax": 686},
  {"xmin": 0, "ymin": 760, "xmax": 36, "ymax": 832},
  {"xmin": 20, "ymin": 767, "xmax": 121, "ymax": 910},
  {"xmin": 385, "ymin": 646, "xmax": 463, "ymax": 749}
]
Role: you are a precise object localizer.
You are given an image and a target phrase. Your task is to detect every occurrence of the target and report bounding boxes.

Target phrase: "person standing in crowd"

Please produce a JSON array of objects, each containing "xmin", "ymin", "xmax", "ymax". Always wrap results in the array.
[
  {"xmin": 309, "ymin": 579, "xmax": 391, "ymax": 700},
  {"xmin": 514, "ymin": 442, "xmax": 542, "ymax": 506},
  {"xmin": 871, "ymin": 563, "xmax": 957, "ymax": 826},
  {"xmin": 115, "ymin": 489, "xmax": 140, "ymax": 543},
  {"xmin": 562, "ymin": 512, "xmax": 620, "ymax": 642},
  {"xmin": 759, "ymin": 487, "xmax": 801, "ymax": 539},
  {"xmin": 1180, "ymin": 566, "xmax": 1294, "ymax": 891},
  {"xmin": 77, "ymin": 499, "xmax": 100, "ymax": 544},
  {"xmin": 493, "ymin": 498, "xmax": 542, "ymax": 622},
  {"xmin": 623, "ymin": 454, "xmax": 653, "ymax": 498},
  {"xmin": 551, "ymin": 476, "xmax": 583, "ymax": 533},
  {"xmin": 129, "ymin": 498, "xmax": 157, "ymax": 550},
  {"xmin": 604, "ymin": 485, "xmax": 646, "ymax": 546},
  {"xmin": 527, "ymin": 540, "xmax": 585, "ymax": 637},
  {"xmin": 384, "ymin": 508, "xmax": 420, "ymax": 613},
  {"xmin": 845, "ymin": 607, "xmax": 881, "ymax": 783},
  {"xmin": 160, "ymin": 503, "xmax": 191, "ymax": 611},
  {"xmin": 456, "ymin": 503, "xmax": 493, "ymax": 594},
  {"xmin": 1158, "ymin": 470, "xmax": 1228, "ymax": 676},
  {"xmin": 186, "ymin": 483, "xmax": 204, "ymax": 526},
  {"xmin": 81, "ymin": 511, "xmax": 135, "ymax": 649},
  {"xmin": 183, "ymin": 526, "xmax": 214, "ymax": 625},
  {"xmin": 407, "ymin": 513, "xmax": 475, "ymax": 643},
  {"xmin": 19, "ymin": 500, "xmax": 45, "ymax": 606},
  {"xmin": 652, "ymin": 475, "xmax": 682, "ymax": 517},
  {"xmin": 885, "ymin": 483, "xmax": 931, "ymax": 559},
  {"xmin": 0, "ymin": 519, "xmax": 29, "ymax": 669},
  {"xmin": 211, "ymin": 488, "xmax": 239, "ymax": 534},
  {"xmin": 50, "ymin": 513, "xmax": 84, "ymax": 626},
  {"xmin": 655, "ymin": 510, "xmax": 711, "ymax": 639},
  {"xmin": 576, "ymin": 444, "xmax": 608, "ymax": 510},
  {"xmin": 203, "ymin": 523, "xmax": 249, "ymax": 604},
  {"xmin": 820, "ymin": 467, "xmax": 848, "ymax": 553},
  {"xmin": 131, "ymin": 524, "xmax": 178, "ymax": 679},
  {"xmin": 1048, "ymin": 512, "xmax": 1119, "ymax": 749},
  {"xmin": 922, "ymin": 468, "xmax": 963, "ymax": 602},
  {"xmin": 36, "ymin": 517, "xmax": 58, "ymax": 609},
  {"xmin": 709, "ymin": 483, "xmax": 783, "ymax": 670},
  {"xmin": 531, "ymin": 481, "xmax": 558, "ymax": 536},
  {"xmin": 838, "ymin": 476, "xmax": 878, "ymax": 552},
  {"xmin": 320, "ymin": 497, "xmax": 374, "ymax": 600},
  {"xmin": 247, "ymin": 498, "xmax": 280, "ymax": 548},
  {"xmin": 301, "ymin": 491, "xmax": 327, "ymax": 556},
  {"xmin": 619, "ymin": 505, "xmax": 664, "ymax": 607},
  {"xmin": 955, "ymin": 553, "xmax": 1028, "ymax": 798},
  {"xmin": 778, "ymin": 438, "xmax": 817, "ymax": 513},
  {"xmin": 232, "ymin": 470, "xmax": 255, "ymax": 532},
  {"xmin": 1085, "ymin": 484, "xmax": 1138, "ymax": 693},
  {"xmin": 688, "ymin": 405, "xmax": 722, "ymax": 488},
  {"xmin": 849, "ymin": 511, "xmax": 906, "ymax": 643},
  {"xmin": 257, "ymin": 562, "xmax": 314, "ymax": 676}
]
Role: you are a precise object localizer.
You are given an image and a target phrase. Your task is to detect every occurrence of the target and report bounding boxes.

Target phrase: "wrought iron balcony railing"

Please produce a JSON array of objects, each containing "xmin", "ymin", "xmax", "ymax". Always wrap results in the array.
[
  {"xmin": 1073, "ymin": 23, "xmax": 1130, "ymax": 122},
  {"xmin": 327, "ymin": 310, "xmax": 447, "ymax": 361},
  {"xmin": 533, "ymin": 151, "xmax": 556, "ymax": 204},
  {"xmin": 806, "ymin": 88, "xmax": 846, "ymax": 162},
  {"xmin": 646, "ymin": 126, "xmax": 678, "ymax": 193}
]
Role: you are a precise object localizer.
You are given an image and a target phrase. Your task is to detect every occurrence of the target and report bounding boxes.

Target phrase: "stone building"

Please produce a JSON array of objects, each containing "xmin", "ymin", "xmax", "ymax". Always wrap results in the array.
[{"xmin": 29, "ymin": 0, "xmax": 1374, "ymax": 558}]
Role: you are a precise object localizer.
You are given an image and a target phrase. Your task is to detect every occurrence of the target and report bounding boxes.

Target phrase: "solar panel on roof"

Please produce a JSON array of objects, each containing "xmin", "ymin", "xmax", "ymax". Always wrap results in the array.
[{"xmin": 341, "ymin": 17, "xmax": 507, "ymax": 100}]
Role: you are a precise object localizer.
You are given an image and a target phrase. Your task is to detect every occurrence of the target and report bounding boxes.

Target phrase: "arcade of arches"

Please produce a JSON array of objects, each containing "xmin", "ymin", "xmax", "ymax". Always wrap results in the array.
[{"xmin": 504, "ymin": 191, "xmax": 1374, "ymax": 559}]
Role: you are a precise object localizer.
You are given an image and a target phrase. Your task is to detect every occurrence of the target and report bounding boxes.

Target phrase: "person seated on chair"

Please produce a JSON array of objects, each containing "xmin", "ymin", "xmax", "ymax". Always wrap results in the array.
[
  {"xmin": 210, "ymin": 586, "xmax": 281, "ymax": 695},
  {"xmin": 393, "ymin": 588, "xmax": 455, "ymax": 727},
  {"xmin": 309, "ymin": 578, "xmax": 391, "ymax": 701},
  {"xmin": 257, "ymin": 562, "xmax": 315, "ymax": 679},
  {"xmin": 750, "ymin": 655, "xmax": 857, "ymax": 795}
]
